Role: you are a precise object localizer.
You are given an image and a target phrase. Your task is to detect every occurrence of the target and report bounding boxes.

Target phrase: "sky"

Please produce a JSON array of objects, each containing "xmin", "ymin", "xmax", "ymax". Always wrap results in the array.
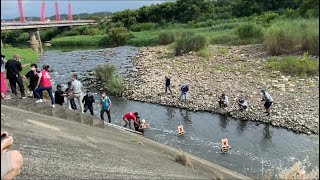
[{"xmin": 1, "ymin": 0, "xmax": 168, "ymax": 19}]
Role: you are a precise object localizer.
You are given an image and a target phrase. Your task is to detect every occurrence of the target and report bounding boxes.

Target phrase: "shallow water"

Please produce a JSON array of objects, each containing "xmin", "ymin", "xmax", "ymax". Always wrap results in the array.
[{"xmin": 38, "ymin": 47, "xmax": 319, "ymax": 178}]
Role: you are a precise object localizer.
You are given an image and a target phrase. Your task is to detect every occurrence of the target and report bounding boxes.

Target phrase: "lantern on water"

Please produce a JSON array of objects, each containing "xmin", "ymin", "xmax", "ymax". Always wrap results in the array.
[{"xmin": 177, "ymin": 125, "xmax": 185, "ymax": 135}]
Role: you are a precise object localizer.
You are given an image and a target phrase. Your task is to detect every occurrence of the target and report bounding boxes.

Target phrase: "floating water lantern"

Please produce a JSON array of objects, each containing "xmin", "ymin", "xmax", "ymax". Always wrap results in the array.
[
  {"xmin": 220, "ymin": 138, "xmax": 231, "ymax": 153},
  {"xmin": 177, "ymin": 125, "xmax": 186, "ymax": 136}
]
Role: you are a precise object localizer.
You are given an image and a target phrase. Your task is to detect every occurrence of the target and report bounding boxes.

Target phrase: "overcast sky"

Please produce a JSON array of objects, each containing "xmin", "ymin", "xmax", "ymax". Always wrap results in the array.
[{"xmin": 1, "ymin": 0, "xmax": 168, "ymax": 19}]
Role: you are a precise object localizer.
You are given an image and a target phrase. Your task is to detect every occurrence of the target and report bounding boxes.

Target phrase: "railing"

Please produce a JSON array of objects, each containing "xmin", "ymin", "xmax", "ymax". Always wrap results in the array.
[{"xmin": 1, "ymin": 20, "xmax": 96, "ymax": 26}]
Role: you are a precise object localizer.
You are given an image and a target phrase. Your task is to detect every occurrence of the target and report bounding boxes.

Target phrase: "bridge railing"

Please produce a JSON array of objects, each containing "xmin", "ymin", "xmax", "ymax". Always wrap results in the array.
[{"xmin": 1, "ymin": 20, "xmax": 96, "ymax": 26}]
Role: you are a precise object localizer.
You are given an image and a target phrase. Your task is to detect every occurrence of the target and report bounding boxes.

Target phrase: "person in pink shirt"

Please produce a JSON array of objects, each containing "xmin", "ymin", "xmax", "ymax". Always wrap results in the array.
[{"xmin": 33, "ymin": 65, "xmax": 55, "ymax": 107}]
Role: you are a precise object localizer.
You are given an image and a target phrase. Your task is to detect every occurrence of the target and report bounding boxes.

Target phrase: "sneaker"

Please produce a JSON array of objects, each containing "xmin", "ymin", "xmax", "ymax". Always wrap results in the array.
[
  {"xmin": 35, "ymin": 99, "xmax": 43, "ymax": 103},
  {"xmin": 51, "ymin": 104, "xmax": 55, "ymax": 108},
  {"xmin": 21, "ymin": 96, "xmax": 27, "ymax": 99}
]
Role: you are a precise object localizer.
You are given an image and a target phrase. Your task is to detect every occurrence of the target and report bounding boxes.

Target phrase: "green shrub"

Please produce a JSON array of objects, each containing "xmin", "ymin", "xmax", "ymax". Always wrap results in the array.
[
  {"xmin": 210, "ymin": 34, "xmax": 238, "ymax": 44},
  {"xmin": 255, "ymin": 12, "xmax": 280, "ymax": 24},
  {"xmin": 236, "ymin": 23, "xmax": 264, "ymax": 40},
  {"xmin": 16, "ymin": 32, "xmax": 29, "ymax": 44},
  {"xmin": 174, "ymin": 32, "xmax": 207, "ymax": 56},
  {"xmin": 264, "ymin": 18, "xmax": 319, "ymax": 56},
  {"xmin": 108, "ymin": 27, "xmax": 133, "ymax": 46},
  {"xmin": 196, "ymin": 48, "xmax": 212, "ymax": 58},
  {"xmin": 82, "ymin": 27, "xmax": 104, "ymax": 35},
  {"xmin": 130, "ymin": 23, "xmax": 157, "ymax": 32},
  {"xmin": 94, "ymin": 64, "xmax": 125, "ymax": 96},
  {"xmin": 60, "ymin": 31, "xmax": 80, "ymax": 37},
  {"xmin": 158, "ymin": 31, "xmax": 175, "ymax": 45},
  {"xmin": 127, "ymin": 36, "xmax": 158, "ymax": 47},
  {"xmin": 265, "ymin": 54, "xmax": 319, "ymax": 77}
]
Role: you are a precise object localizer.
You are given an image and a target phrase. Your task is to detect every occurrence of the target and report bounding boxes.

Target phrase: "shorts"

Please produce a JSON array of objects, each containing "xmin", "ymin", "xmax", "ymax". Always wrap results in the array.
[
  {"xmin": 1, "ymin": 152, "xmax": 12, "ymax": 178},
  {"xmin": 264, "ymin": 102, "xmax": 273, "ymax": 108}
]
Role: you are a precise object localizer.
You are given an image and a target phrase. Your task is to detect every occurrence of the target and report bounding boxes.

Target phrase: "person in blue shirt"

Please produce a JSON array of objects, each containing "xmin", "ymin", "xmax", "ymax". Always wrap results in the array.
[
  {"xmin": 179, "ymin": 84, "xmax": 189, "ymax": 101},
  {"xmin": 100, "ymin": 92, "xmax": 112, "ymax": 123}
]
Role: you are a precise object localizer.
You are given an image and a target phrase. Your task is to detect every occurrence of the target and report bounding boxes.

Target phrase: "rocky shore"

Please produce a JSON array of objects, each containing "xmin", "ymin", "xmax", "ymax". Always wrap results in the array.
[{"xmin": 123, "ymin": 45, "xmax": 319, "ymax": 135}]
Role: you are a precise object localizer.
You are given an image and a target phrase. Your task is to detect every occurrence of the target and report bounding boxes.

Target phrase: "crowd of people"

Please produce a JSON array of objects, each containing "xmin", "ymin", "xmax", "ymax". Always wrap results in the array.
[{"xmin": 1, "ymin": 54, "xmax": 146, "ymax": 133}]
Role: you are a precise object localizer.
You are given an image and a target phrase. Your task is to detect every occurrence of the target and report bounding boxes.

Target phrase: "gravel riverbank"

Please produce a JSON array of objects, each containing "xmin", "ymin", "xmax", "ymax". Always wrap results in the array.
[{"xmin": 123, "ymin": 45, "xmax": 319, "ymax": 135}]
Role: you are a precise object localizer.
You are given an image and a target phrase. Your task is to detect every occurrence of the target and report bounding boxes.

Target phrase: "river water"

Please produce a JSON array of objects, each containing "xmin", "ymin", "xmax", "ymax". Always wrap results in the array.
[{"xmin": 39, "ymin": 46, "xmax": 319, "ymax": 178}]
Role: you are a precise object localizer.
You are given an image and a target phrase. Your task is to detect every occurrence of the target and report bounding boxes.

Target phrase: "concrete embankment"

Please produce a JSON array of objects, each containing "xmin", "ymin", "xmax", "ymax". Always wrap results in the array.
[{"xmin": 1, "ymin": 96, "xmax": 250, "ymax": 179}]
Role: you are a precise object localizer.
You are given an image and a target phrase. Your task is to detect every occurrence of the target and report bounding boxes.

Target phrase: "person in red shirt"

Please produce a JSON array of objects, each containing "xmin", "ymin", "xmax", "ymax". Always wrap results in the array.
[{"xmin": 122, "ymin": 112, "xmax": 140, "ymax": 130}]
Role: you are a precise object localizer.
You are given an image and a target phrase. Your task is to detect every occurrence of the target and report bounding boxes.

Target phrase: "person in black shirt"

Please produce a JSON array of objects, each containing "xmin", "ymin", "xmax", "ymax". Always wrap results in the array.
[
  {"xmin": 82, "ymin": 90, "xmax": 95, "ymax": 115},
  {"xmin": 23, "ymin": 64, "xmax": 39, "ymax": 97},
  {"xmin": 64, "ymin": 81, "xmax": 77, "ymax": 109},
  {"xmin": 5, "ymin": 55, "xmax": 29, "ymax": 98},
  {"xmin": 165, "ymin": 76, "xmax": 172, "ymax": 93},
  {"xmin": 54, "ymin": 84, "xmax": 65, "ymax": 106}
]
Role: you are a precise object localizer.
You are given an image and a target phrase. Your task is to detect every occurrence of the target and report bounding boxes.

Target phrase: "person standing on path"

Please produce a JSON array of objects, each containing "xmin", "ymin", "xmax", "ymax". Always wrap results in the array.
[
  {"xmin": 5, "ymin": 54, "xmax": 29, "ymax": 98},
  {"xmin": 261, "ymin": 89, "xmax": 273, "ymax": 116},
  {"xmin": 165, "ymin": 76, "xmax": 172, "ymax": 93},
  {"xmin": 1, "ymin": 54, "xmax": 10, "ymax": 100},
  {"xmin": 23, "ymin": 63, "xmax": 39, "ymax": 97},
  {"xmin": 54, "ymin": 84, "xmax": 65, "ymax": 106},
  {"xmin": 100, "ymin": 92, "xmax": 112, "ymax": 123},
  {"xmin": 65, "ymin": 74, "xmax": 84, "ymax": 113},
  {"xmin": 34, "ymin": 65, "xmax": 55, "ymax": 107},
  {"xmin": 83, "ymin": 90, "xmax": 95, "ymax": 116},
  {"xmin": 65, "ymin": 81, "xmax": 77, "ymax": 110}
]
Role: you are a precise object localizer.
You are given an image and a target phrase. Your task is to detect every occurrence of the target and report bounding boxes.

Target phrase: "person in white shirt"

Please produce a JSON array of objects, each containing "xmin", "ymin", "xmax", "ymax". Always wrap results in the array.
[
  {"xmin": 238, "ymin": 98, "xmax": 248, "ymax": 111},
  {"xmin": 261, "ymin": 89, "xmax": 273, "ymax": 116},
  {"xmin": 218, "ymin": 93, "xmax": 229, "ymax": 107}
]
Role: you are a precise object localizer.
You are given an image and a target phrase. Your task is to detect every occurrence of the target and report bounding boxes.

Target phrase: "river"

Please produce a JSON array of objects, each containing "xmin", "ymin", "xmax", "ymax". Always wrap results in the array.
[{"xmin": 38, "ymin": 46, "xmax": 319, "ymax": 179}]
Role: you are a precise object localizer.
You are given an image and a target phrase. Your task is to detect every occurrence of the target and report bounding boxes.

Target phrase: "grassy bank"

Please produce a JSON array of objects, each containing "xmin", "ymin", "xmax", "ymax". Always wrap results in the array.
[{"xmin": 1, "ymin": 47, "xmax": 39, "ymax": 75}]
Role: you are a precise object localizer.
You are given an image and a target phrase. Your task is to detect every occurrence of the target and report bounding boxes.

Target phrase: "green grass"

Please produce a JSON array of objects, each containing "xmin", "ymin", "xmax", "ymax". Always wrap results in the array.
[
  {"xmin": 196, "ymin": 48, "xmax": 212, "ymax": 58},
  {"xmin": 1, "ymin": 47, "xmax": 39, "ymax": 75},
  {"xmin": 51, "ymin": 35, "xmax": 109, "ymax": 47},
  {"xmin": 264, "ymin": 18, "xmax": 319, "ymax": 55},
  {"xmin": 265, "ymin": 54, "xmax": 319, "ymax": 77}
]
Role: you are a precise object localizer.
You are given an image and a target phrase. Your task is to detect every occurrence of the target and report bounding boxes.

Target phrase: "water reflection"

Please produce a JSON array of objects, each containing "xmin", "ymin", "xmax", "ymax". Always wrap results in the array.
[
  {"xmin": 236, "ymin": 120, "xmax": 247, "ymax": 135},
  {"xmin": 260, "ymin": 125, "xmax": 273, "ymax": 151},
  {"xmin": 166, "ymin": 107, "xmax": 175, "ymax": 120},
  {"xmin": 179, "ymin": 108, "xmax": 192, "ymax": 125},
  {"xmin": 219, "ymin": 115, "xmax": 229, "ymax": 129}
]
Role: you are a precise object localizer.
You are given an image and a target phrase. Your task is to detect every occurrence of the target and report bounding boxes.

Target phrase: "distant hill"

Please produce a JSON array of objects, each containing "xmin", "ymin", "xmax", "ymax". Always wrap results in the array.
[{"xmin": 2, "ymin": 11, "xmax": 112, "ymax": 21}]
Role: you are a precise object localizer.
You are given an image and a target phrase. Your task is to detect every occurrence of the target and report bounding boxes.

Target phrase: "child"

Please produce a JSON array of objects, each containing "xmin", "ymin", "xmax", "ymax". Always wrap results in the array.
[{"xmin": 54, "ymin": 84, "xmax": 64, "ymax": 106}]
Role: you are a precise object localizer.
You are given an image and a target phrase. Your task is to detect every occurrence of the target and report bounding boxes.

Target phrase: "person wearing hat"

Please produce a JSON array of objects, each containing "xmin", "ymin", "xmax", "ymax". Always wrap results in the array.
[
  {"xmin": 1, "ymin": 54, "xmax": 10, "ymax": 100},
  {"xmin": 122, "ymin": 112, "xmax": 140, "ymax": 130},
  {"xmin": 54, "ymin": 84, "xmax": 65, "ymax": 106},
  {"xmin": 218, "ymin": 93, "xmax": 229, "ymax": 108},
  {"xmin": 261, "ymin": 89, "xmax": 273, "ymax": 116},
  {"xmin": 5, "ymin": 54, "xmax": 29, "ymax": 98},
  {"xmin": 83, "ymin": 90, "xmax": 95, "ymax": 116}
]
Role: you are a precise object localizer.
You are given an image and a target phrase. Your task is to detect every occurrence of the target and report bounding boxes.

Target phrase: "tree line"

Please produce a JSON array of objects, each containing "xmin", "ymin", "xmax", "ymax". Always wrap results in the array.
[{"xmin": 111, "ymin": 0, "xmax": 319, "ymax": 27}]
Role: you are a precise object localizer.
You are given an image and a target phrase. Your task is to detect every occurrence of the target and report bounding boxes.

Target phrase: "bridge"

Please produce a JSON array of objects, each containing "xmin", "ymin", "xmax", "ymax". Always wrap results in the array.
[
  {"xmin": 1, "ymin": 0, "xmax": 97, "ymax": 54},
  {"xmin": 1, "ymin": 20, "xmax": 96, "ymax": 31}
]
